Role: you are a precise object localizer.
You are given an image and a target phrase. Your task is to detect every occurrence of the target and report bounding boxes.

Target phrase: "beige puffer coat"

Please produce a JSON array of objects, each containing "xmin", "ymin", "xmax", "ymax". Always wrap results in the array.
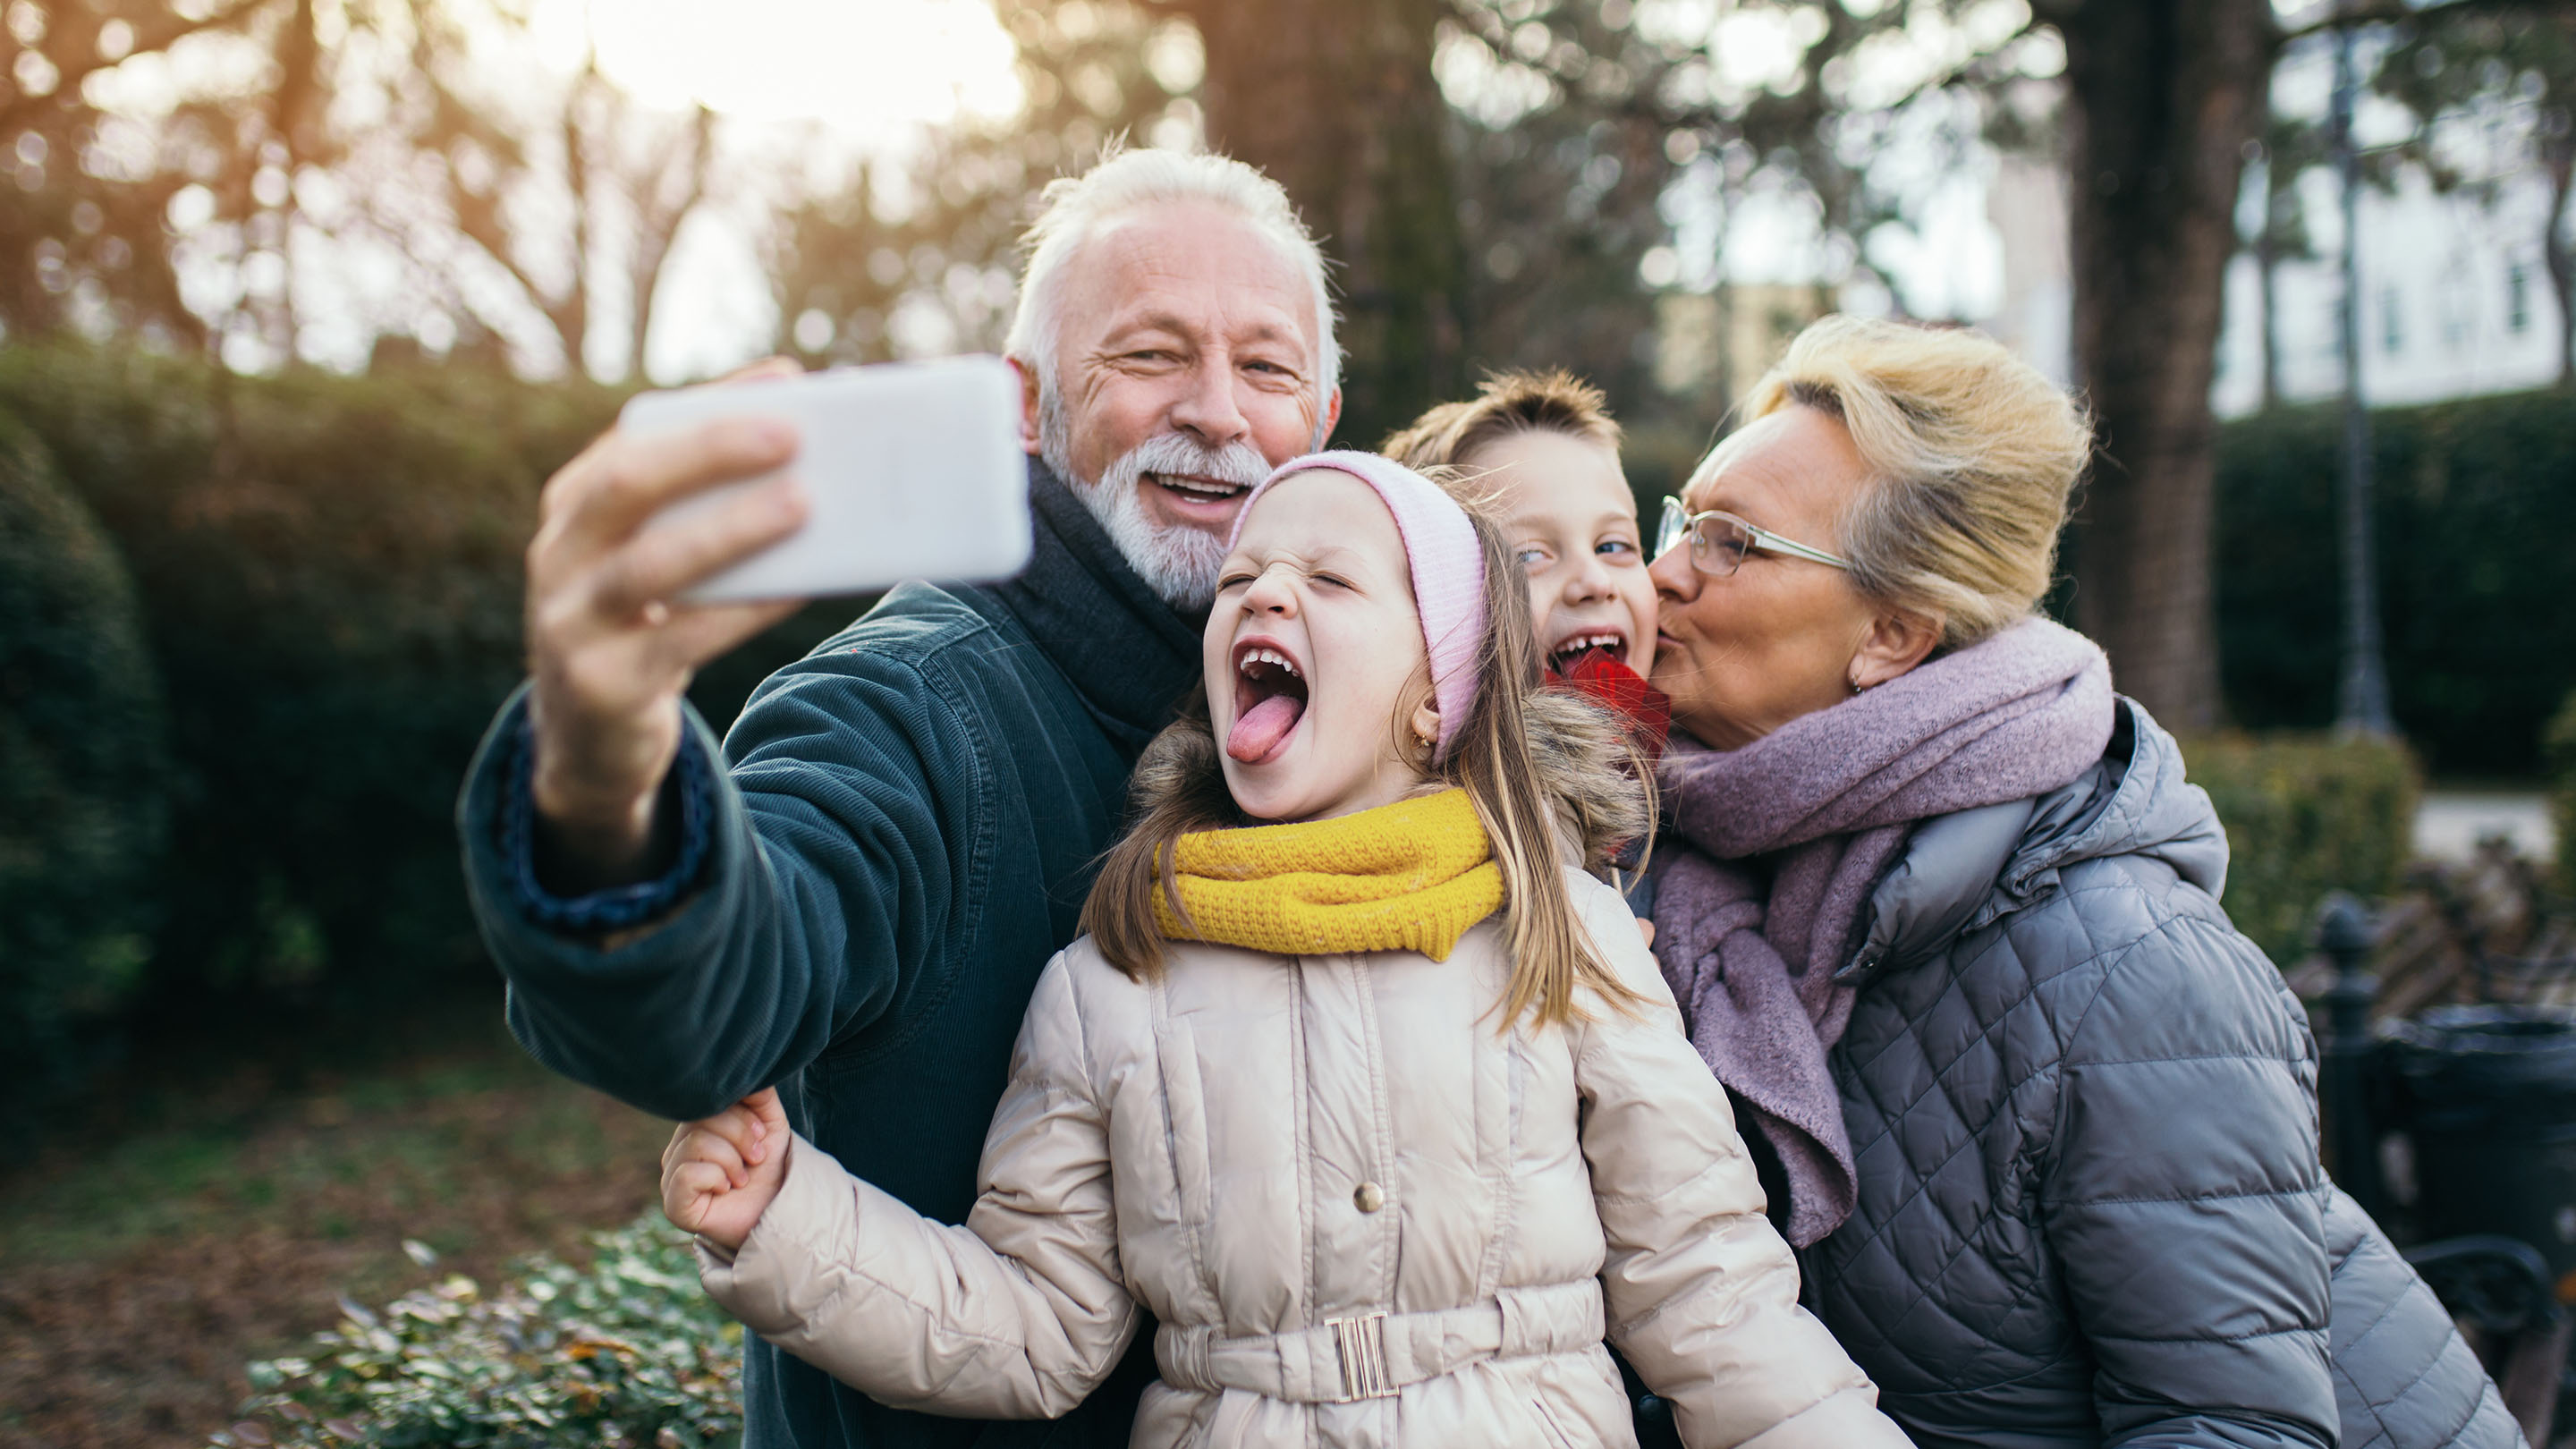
[{"xmin": 699, "ymin": 869, "xmax": 1908, "ymax": 1448}]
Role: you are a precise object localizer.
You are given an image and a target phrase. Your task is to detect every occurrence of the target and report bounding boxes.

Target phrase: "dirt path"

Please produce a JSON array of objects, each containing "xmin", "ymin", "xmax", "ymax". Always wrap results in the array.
[{"xmin": 0, "ymin": 1019, "xmax": 672, "ymax": 1449}]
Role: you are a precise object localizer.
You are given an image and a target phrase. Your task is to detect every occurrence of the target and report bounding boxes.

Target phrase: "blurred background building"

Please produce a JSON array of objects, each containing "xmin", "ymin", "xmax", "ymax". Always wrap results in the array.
[{"xmin": 1645, "ymin": 29, "xmax": 2572, "ymax": 419}]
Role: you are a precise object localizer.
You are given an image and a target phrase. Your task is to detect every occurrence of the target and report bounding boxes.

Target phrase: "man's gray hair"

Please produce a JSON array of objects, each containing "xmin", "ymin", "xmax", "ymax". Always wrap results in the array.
[{"xmin": 1004, "ymin": 148, "xmax": 1341, "ymax": 408}]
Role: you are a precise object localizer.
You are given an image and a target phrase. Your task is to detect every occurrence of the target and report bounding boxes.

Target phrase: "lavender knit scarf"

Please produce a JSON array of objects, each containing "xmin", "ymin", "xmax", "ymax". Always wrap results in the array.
[{"xmin": 1649, "ymin": 617, "xmax": 2114, "ymax": 1247}]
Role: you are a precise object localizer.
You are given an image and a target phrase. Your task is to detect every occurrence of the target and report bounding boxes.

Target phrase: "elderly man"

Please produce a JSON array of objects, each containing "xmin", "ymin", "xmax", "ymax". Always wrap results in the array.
[{"xmin": 454, "ymin": 148, "xmax": 1340, "ymax": 1448}]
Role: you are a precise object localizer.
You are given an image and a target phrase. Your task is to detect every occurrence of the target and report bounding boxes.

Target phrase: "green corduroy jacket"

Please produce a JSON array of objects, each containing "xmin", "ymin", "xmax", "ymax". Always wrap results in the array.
[{"xmin": 457, "ymin": 462, "xmax": 1200, "ymax": 1448}]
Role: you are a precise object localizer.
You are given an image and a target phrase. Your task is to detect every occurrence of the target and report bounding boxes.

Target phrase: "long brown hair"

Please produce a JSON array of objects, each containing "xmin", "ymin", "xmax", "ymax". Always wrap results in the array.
[{"xmin": 1080, "ymin": 497, "xmax": 1652, "ymax": 1030}]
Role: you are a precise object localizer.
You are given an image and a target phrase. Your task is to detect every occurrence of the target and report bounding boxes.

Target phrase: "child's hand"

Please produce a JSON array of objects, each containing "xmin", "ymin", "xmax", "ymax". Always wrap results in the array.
[{"xmin": 661, "ymin": 1088, "xmax": 790, "ymax": 1251}]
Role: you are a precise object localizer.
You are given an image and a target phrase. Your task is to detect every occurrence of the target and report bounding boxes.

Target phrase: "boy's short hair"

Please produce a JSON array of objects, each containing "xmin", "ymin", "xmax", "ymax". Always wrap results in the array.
[{"xmin": 1380, "ymin": 369, "xmax": 1623, "ymax": 473}]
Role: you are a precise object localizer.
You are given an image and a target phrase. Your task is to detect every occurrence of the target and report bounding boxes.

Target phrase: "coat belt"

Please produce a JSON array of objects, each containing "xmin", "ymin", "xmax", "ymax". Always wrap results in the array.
[{"xmin": 1152, "ymin": 1279, "xmax": 1605, "ymax": 1404}]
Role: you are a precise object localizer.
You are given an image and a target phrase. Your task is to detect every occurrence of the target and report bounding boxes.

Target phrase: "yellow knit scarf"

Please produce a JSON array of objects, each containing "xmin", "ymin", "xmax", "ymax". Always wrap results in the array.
[{"xmin": 1153, "ymin": 788, "xmax": 1504, "ymax": 962}]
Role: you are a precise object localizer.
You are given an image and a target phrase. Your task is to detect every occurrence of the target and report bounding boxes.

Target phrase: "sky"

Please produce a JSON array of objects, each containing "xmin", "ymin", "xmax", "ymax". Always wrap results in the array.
[
  {"xmin": 109, "ymin": 0, "xmax": 2307, "ymax": 385},
  {"xmin": 530, "ymin": 0, "xmax": 1024, "ymax": 133},
  {"xmin": 525, "ymin": 0, "xmax": 1031, "ymax": 381},
  {"xmin": 476, "ymin": 0, "xmax": 2562, "ymax": 420},
  {"xmin": 84, "ymin": 0, "xmax": 1035, "ymax": 378},
  {"xmin": 596, "ymin": 0, "xmax": 2021, "ymax": 382}
]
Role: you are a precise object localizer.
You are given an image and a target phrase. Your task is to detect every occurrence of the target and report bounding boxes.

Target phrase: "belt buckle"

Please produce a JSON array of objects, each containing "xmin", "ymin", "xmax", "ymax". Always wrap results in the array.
[{"xmin": 1325, "ymin": 1310, "xmax": 1397, "ymax": 1401}]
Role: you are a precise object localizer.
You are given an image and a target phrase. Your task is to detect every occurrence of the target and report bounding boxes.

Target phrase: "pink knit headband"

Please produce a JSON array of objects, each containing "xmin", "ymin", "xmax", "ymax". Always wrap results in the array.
[{"xmin": 1224, "ymin": 450, "xmax": 1488, "ymax": 764}]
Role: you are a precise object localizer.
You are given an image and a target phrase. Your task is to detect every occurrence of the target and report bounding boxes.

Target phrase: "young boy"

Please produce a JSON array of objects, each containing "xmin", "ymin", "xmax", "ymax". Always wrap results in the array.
[{"xmin": 1383, "ymin": 369, "xmax": 1667, "ymax": 750}]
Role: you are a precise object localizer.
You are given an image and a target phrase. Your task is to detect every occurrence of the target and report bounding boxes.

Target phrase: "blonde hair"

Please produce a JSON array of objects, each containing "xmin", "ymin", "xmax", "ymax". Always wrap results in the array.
[
  {"xmin": 1721, "ymin": 317, "xmax": 2092, "ymax": 650},
  {"xmin": 1080, "ymin": 498, "xmax": 1649, "ymax": 1030},
  {"xmin": 1380, "ymin": 369, "xmax": 1622, "ymax": 473}
]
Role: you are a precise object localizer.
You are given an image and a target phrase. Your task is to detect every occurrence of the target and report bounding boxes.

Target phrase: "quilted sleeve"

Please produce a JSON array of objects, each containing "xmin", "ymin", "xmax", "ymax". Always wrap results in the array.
[
  {"xmin": 697, "ymin": 953, "xmax": 1140, "ymax": 1419},
  {"xmin": 2039, "ymin": 910, "xmax": 2337, "ymax": 1449},
  {"xmin": 2319, "ymin": 1187, "xmax": 2523, "ymax": 1449},
  {"xmin": 1567, "ymin": 873, "xmax": 1913, "ymax": 1449}
]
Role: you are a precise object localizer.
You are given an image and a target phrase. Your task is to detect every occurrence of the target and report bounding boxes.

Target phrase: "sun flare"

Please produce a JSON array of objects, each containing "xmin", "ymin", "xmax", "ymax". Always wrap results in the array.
[{"xmin": 530, "ymin": 0, "xmax": 1025, "ymax": 138}]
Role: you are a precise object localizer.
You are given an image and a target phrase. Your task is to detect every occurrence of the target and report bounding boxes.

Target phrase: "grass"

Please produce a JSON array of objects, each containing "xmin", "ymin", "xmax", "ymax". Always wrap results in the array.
[{"xmin": 0, "ymin": 996, "xmax": 674, "ymax": 1449}]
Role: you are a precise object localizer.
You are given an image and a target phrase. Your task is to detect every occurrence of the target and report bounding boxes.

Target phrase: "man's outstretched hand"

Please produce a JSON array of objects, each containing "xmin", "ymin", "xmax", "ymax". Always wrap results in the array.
[
  {"xmin": 524, "ymin": 359, "xmax": 810, "ymax": 889},
  {"xmin": 663, "ymin": 1088, "xmax": 792, "ymax": 1251}
]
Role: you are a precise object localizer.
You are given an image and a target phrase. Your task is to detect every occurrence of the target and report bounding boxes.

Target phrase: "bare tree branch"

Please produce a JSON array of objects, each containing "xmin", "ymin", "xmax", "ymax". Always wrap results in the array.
[
  {"xmin": 558, "ymin": 57, "xmax": 596, "ymax": 369},
  {"xmin": 2277, "ymin": 0, "xmax": 2576, "ymax": 44},
  {"xmin": 623, "ymin": 103, "xmax": 716, "ymax": 379},
  {"xmin": 0, "ymin": 0, "xmax": 275, "ymax": 133},
  {"xmin": 1614, "ymin": 19, "xmax": 2031, "ymax": 138},
  {"xmin": 394, "ymin": 0, "xmax": 586, "ymax": 369}
]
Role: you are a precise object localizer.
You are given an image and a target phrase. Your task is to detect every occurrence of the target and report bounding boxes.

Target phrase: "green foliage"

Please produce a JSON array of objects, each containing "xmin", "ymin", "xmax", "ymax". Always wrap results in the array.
[
  {"xmin": 2375, "ymin": 12, "xmax": 2576, "ymax": 214},
  {"xmin": 0, "ymin": 408, "xmax": 167, "ymax": 1105},
  {"xmin": 216, "ymin": 1216, "xmax": 741, "ymax": 1449},
  {"xmin": 2183, "ymin": 732, "xmax": 2423, "ymax": 964},
  {"xmin": 2546, "ymin": 691, "xmax": 2576, "ymax": 896},
  {"xmin": 2215, "ymin": 386, "xmax": 2576, "ymax": 775},
  {"xmin": 0, "ymin": 343, "xmax": 854, "ymax": 1024},
  {"xmin": 0, "ymin": 343, "xmax": 606, "ymax": 1011}
]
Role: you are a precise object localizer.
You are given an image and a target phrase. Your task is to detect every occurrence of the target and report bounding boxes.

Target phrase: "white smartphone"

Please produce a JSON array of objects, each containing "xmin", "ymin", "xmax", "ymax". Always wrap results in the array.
[{"xmin": 620, "ymin": 355, "xmax": 1031, "ymax": 603}]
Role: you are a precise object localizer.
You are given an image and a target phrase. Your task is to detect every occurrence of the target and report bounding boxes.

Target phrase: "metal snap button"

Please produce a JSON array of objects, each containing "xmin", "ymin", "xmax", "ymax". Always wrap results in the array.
[{"xmin": 1353, "ymin": 1182, "xmax": 1385, "ymax": 1213}]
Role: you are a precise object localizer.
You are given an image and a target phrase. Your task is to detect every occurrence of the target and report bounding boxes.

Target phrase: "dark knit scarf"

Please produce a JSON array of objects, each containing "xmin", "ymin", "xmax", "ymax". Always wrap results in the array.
[
  {"xmin": 1649, "ymin": 617, "xmax": 2114, "ymax": 1246},
  {"xmin": 982, "ymin": 460, "xmax": 1207, "ymax": 756}
]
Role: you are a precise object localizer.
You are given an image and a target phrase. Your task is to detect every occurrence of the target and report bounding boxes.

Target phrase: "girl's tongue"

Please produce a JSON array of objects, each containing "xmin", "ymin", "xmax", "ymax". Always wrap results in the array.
[{"xmin": 1226, "ymin": 694, "xmax": 1304, "ymax": 764}]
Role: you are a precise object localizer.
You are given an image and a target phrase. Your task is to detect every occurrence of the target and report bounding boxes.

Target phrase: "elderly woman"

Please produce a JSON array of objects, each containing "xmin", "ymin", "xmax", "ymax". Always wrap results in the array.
[{"xmin": 1642, "ymin": 317, "xmax": 2516, "ymax": 1449}]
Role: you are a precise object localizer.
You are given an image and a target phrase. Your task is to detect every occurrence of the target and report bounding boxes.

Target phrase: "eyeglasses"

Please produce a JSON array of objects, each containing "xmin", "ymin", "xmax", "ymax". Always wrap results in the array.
[{"xmin": 1655, "ymin": 495, "xmax": 1852, "ymax": 578}]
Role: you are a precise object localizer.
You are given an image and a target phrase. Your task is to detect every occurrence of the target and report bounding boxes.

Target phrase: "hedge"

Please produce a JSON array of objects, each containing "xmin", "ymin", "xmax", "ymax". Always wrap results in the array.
[
  {"xmin": 0, "ymin": 348, "xmax": 599, "ymax": 1017},
  {"xmin": 0, "ymin": 409, "xmax": 167, "ymax": 1106},
  {"xmin": 215, "ymin": 1216, "xmax": 741, "ymax": 1449},
  {"xmin": 2182, "ymin": 732, "xmax": 2423, "ymax": 964},
  {"xmin": 2216, "ymin": 386, "xmax": 2576, "ymax": 776},
  {"xmin": 0, "ymin": 344, "xmax": 851, "ymax": 1031}
]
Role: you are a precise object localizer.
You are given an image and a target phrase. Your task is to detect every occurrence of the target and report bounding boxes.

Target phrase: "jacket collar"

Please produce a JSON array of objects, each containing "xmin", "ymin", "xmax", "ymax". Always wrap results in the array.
[
  {"xmin": 1837, "ymin": 797, "xmax": 2036, "ymax": 986},
  {"xmin": 2004, "ymin": 699, "xmax": 2229, "ymax": 902},
  {"xmin": 1839, "ymin": 696, "xmax": 2231, "ymax": 985},
  {"xmin": 979, "ymin": 457, "xmax": 1208, "ymax": 754}
]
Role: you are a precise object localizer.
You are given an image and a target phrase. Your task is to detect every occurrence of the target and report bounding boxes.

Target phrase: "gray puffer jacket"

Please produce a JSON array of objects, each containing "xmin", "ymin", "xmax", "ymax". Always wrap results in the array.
[{"xmin": 1805, "ymin": 698, "xmax": 2519, "ymax": 1449}]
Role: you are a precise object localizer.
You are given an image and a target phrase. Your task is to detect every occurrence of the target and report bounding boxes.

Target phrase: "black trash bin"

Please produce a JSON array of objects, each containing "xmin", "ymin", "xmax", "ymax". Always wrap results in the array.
[{"xmin": 2386, "ymin": 1004, "xmax": 2576, "ymax": 1282}]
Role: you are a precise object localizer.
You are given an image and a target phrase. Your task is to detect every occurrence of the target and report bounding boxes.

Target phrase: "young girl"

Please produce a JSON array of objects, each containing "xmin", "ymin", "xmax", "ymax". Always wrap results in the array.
[{"xmin": 659, "ymin": 453, "xmax": 1906, "ymax": 1448}]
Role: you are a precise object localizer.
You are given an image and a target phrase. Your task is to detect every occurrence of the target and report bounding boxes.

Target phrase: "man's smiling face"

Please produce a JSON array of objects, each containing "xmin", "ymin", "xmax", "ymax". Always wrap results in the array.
[{"xmin": 1023, "ymin": 200, "xmax": 1342, "ymax": 606}]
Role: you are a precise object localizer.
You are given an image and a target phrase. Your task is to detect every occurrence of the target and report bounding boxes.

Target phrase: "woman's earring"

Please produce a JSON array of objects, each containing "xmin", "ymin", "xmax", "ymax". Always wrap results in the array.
[{"xmin": 1847, "ymin": 674, "xmax": 1867, "ymax": 696}]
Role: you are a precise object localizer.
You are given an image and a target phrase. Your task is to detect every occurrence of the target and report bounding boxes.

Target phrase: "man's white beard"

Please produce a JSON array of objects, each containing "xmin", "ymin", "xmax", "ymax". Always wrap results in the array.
[{"xmin": 1039, "ymin": 393, "xmax": 1271, "ymax": 612}]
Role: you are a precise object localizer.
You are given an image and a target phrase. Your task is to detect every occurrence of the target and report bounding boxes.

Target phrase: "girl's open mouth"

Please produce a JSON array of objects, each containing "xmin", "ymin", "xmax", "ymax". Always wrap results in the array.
[{"xmin": 1228, "ymin": 640, "xmax": 1309, "ymax": 764}]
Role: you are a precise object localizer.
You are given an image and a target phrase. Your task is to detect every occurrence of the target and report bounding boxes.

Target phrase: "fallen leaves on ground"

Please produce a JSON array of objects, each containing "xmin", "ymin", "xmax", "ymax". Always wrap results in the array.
[{"xmin": 0, "ymin": 1033, "xmax": 672, "ymax": 1449}]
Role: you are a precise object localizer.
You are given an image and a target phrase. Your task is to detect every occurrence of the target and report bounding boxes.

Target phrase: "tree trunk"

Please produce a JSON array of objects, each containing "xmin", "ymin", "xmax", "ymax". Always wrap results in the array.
[
  {"xmin": 2047, "ymin": 0, "xmax": 2275, "ymax": 733},
  {"xmin": 1181, "ymin": 0, "xmax": 1467, "ymax": 446}
]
